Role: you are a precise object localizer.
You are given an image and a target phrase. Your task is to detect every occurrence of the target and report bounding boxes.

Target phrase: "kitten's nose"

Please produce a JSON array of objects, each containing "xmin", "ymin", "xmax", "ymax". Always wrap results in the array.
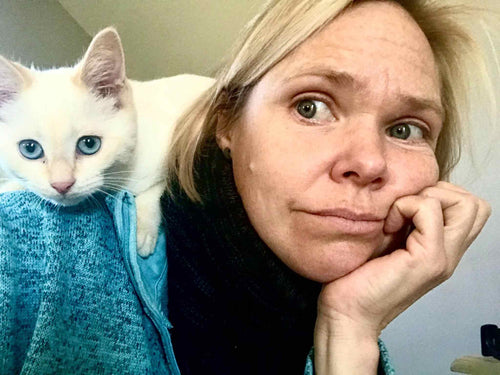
[{"xmin": 51, "ymin": 179, "xmax": 75, "ymax": 195}]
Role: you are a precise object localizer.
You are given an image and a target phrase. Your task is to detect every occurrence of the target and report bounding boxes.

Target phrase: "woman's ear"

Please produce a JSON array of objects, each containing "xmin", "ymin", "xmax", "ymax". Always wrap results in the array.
[{"xmin": 215, "ymin": 110, "xmax": 233, "ymax": 151}]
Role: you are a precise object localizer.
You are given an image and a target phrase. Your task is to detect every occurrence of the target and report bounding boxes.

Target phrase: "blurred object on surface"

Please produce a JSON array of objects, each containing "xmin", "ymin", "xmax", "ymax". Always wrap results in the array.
[{"xmin": 451, "ymin": 355, "xmax": 500, "ymax": 374}]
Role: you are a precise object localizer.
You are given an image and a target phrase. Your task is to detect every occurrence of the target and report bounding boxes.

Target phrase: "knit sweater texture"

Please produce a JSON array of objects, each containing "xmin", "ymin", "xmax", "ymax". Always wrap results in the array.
[{"xmin": 0, "ymin": 192, "xmax": 167, "ymax": 374}]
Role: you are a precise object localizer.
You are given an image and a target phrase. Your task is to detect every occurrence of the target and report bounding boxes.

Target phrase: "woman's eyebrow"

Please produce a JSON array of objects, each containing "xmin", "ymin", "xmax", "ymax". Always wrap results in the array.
[
  {"xmin": 284, "ymin": 68, "xmax": 444, "ymax": 119},
  {"xmin": 285, "ymin": 68, "xmax": 359, "ymax": 89},
  {"xmin": 398, "ymin": 94, "xmax": 444, "ymax": 120}
]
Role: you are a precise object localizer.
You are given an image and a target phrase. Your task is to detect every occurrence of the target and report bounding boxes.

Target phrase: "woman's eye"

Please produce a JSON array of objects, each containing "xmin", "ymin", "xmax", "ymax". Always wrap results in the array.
[
  {"xmin": 18, "ymin": 139, "xmax": 44, "ymax": 160},
  {"xmin": 388, "ymin": 123, "xmax": 424, "ymax": 140},
  {"xmin": 295, "ymin": 99, "xmax": 334, "ymax": 122},
  {"xmin": 77, "ymin": 136, "xmax": 101, "ymax": 155}
]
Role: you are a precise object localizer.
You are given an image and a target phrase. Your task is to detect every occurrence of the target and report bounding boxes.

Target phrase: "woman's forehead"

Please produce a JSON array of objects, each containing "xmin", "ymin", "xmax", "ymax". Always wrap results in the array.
[{"xmin": 263, "ymin": 1, "xmax": 441, "ymax": 105}]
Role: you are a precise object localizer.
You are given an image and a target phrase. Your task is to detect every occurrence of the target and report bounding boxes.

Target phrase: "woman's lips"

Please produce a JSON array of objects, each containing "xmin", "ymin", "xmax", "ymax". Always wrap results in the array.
[{"xmin": 299, "ymin": 208, "xmax": 385, "ymax": 235}]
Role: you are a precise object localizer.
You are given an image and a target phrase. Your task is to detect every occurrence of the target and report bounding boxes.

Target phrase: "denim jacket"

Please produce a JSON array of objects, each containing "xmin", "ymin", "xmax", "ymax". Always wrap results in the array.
[{"xmin": 0, "ymin": 191, "xmax": 394, "ymax": 374}]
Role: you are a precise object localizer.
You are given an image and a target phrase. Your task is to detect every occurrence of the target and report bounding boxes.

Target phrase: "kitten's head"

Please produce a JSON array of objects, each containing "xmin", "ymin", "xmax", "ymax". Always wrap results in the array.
[{"xmin": 0, "ymin": 27, "xmax": 137, "ymax": 206}]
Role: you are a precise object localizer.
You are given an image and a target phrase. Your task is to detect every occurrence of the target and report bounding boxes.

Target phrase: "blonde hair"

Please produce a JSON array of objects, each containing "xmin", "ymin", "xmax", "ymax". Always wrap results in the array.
[{"xmin": 167, "ymin": 0, "xmax": 495, "ymax": 202}]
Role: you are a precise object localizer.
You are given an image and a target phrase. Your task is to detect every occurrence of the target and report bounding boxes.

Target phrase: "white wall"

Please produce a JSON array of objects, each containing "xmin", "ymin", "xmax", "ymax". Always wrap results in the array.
[
  {"xmin": 58, "ymin": 0, "xmax": 264, "ymax": 80},
  {"xmin": 0, "ymin": 0, "xmax": 90, "ymax": 68}
]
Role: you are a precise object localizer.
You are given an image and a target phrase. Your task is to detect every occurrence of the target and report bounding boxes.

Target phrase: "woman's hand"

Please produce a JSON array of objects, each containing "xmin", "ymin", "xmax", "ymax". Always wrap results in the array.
[{"xmin": 314, "ymin": 181, "xmax": 491, "ymax": 374}]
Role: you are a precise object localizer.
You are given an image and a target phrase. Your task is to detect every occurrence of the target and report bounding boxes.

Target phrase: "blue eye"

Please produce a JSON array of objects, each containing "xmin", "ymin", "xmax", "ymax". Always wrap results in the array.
[
  {"xmin": 388, "ymin": 123, "xmax": 424, "ymax": 140},
  {"xmin": 77, "ymin": 136, "xmax": 101, "ymax": 155},
  {"xmin": 18, "ymin": 139, "xmax": 44, "ymax": 160}
]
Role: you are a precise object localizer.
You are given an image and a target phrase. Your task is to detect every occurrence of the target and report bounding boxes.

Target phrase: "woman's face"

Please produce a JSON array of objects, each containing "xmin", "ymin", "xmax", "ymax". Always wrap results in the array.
[{"xmin": 218, "ymin": 1, "xmax": 443, "ymax": 282}]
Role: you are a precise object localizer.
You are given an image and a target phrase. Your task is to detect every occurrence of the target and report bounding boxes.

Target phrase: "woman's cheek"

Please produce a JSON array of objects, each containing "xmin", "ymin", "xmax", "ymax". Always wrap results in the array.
[{"xmin": 393, "ymin": 149, "xmax": 440, "ymax": 195}]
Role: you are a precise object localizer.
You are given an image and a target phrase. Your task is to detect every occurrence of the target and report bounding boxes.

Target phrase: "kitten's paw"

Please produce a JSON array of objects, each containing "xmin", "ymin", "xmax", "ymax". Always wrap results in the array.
[
  {"xmin": 136, "ymin": 226, "xmax": 158, "ymax": 258},
  {"xmin": 134, "ymin": 183, "xmax": 165, "ymax": 258}
]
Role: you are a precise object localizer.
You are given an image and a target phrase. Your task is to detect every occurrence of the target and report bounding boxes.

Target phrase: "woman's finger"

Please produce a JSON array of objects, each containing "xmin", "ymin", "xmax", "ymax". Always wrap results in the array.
[
  {"xmin": 388, "ymin": 195, "xmax": 444, "ymax": 256},
  {"xmin": 420, "ymin": 185, "xmax": 491, "ymax": 252}
]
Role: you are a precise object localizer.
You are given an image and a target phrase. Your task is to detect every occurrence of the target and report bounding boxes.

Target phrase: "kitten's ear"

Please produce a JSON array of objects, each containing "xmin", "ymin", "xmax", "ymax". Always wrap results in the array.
[
  {"xmin": 0, "ymin": 56, "xmax": 30, "ymax": 106},
  {"xmin": 79, "ymin": 27, "xmax": 126, "ymax": 100}
]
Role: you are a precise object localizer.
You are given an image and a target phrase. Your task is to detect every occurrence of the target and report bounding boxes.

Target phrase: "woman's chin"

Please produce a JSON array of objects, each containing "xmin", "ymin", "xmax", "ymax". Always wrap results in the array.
[
  {"xmin": 283, "ymin": 241, "xmax": 380, "ymax": 284},
  {"xmin": 298, "ymin": 228, "xmax": 409, "ymax": 283}
]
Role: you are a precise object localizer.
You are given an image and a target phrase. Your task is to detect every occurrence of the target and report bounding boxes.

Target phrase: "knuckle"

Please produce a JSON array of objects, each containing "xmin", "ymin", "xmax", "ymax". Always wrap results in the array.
[
  {"xmin": 455, "ymin": 194, "xmax": 480, "ymax": 216},
  {"xmin": 422, "ymin": 197, "xmax": 441, "ymax": 211},
  {"xmin": 419, "ymin": 186, "xmax": 433, "ymax": 197},
  {"xmin": 419, "ymin": 187, "xmax": 439, "ymax": 201}
]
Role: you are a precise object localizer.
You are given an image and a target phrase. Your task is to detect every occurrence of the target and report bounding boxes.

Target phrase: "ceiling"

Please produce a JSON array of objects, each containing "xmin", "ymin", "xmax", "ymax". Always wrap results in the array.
[{"xmin": 58, "ymin": 0, "xmax": 266, "ymax": 80}]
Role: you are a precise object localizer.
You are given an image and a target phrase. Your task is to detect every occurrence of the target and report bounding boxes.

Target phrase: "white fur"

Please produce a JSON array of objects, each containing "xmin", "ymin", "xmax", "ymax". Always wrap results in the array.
[{"xmin": 0, "ymin": 27, "xmax": 214, "ymax": 257}]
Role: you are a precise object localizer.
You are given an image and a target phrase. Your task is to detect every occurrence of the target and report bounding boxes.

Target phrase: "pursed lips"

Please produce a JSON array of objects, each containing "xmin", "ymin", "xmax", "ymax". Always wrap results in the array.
[
  {"xmin": 297, "ymin": 207, "xmax": 386, "ymax": 235},
  {"xmin": 309, "ymin": 208, "xmax": 385, "ymax": 221}
]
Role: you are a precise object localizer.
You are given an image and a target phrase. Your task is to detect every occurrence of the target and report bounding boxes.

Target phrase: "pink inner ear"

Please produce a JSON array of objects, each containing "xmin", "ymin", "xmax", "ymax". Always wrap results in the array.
[
  {"xmin": 0, "ymin": 90, "xmax": 14, "ymax": 105},
  {"xmin": 0, "ymin": 59, "xmax": 23, "ymax": 106},
  {"xmin": 0, "ymin": 84, "xmax": 20, "ymax": 108},
  {"xmin": 82, "ymin": 56, "xmax": 124, "ymax": 103},
  {"xmin": 92, "ymin": 64, "xmax": 123, "ymax": 92},
  {"xmin": 81, "ymin": 31, "xmax": 125, "ymax": 97},
  {"xmin": 77, "ymin": 29, "xmax": 126, "ymax": 109}
]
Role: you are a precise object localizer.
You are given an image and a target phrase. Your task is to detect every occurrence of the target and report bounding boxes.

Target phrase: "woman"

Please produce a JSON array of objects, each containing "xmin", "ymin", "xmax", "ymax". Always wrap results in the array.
[
  {"xmin": 0, "ymin": 0, "xmax": 493, "ymax": 374},
  {"xmin": 164, "ymin": 0, "xmax": 491, "ymax": 374}
]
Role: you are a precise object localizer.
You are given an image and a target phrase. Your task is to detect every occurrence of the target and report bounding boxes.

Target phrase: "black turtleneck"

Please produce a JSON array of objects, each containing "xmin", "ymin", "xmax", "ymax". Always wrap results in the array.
[{"xmin": 162, "ymin": 141, "xmax": 322, "ymax": 375}]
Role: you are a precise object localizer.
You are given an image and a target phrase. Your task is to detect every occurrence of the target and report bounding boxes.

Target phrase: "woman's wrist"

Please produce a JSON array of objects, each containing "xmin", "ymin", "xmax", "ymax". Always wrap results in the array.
[{"xmin": 314, "ymin": 311, "xmax": 380, "ymax": 375}]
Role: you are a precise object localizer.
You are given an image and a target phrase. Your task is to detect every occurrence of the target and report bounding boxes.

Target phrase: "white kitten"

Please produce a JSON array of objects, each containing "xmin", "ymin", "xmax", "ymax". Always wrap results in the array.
[{"xmin": 0, "ymin": 27, "xmax": 214, "ymax": 257}]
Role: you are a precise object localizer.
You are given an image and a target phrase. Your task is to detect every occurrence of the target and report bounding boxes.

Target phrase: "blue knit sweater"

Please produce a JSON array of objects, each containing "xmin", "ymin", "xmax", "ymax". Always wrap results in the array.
[{"xmin": 0, "ymin": 191, "xmax": 394, "ymax": 374}]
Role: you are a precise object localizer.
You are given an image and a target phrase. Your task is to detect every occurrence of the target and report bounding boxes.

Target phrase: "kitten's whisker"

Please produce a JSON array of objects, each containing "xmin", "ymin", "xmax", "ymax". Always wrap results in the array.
[
  {"xmin": 103, "ymin": 177, "xmax": 137, "ymax": 182},
  {"xmin": 33, "ymin": 195, "xmax": 45, "ymax": 213},
  {"xmin": 105, "ymin": 177, "xmax": 141, "ymax": 185},
  {"xmin": 95, "ymin": 188, "xmax": 116, "ymax": 199},
  {"xmin": 103, "ymin": 180, "xmax": 132, "ymax": 186},
  {"xmin": 102, "ymin": 176, "xmax": 132, "ymax": 180},
  {"xmin": 30, "ymin": 192, "xmax": 46, "ymax": 213},
  {"xmin": 88, "ymin": 194, "xmax": 106, "ymax": 211},
  {"xmin": 102, "ymin": 170, "xmax": 135, "ymax": 175},
  {"xmin": 102, "ymin": 172, "xmax": 142, "ymax": 179},
  {"xmin": 101, "ymin": 173, "xmax": 138, "ymax": 180},
  {"xmin": 101, "ymin": 181, "xmax": 131, "ymax": 190},
  {"xmin": 95, "ymin": 188, "xmax": 121, "ymax": 206},
  {"xmin": 101, "ymin": 187, "xmax": 129, "ymax": 196},
  {"xmin": 102, "ymin": 188, "xmax": 123, "ymax": 194},
  {"xmin": 102, "ymin": 183, "xmax": 128, "ymax": 189}
]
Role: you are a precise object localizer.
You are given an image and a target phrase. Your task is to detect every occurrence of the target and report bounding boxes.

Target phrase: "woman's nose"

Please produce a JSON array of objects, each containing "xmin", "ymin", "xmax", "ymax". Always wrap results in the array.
[{"xmin": 329, "ymin": 123, "xmax": 388, "ymax": 188}]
